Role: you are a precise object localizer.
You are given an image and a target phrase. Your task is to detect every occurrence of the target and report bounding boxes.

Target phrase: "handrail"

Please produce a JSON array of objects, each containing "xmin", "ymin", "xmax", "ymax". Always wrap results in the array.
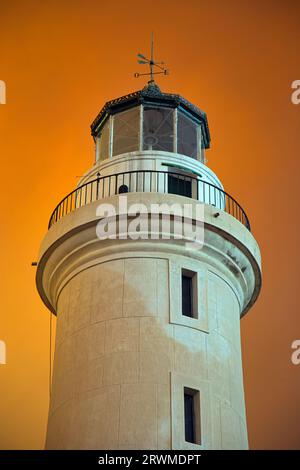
[{"xmin": 48, "ymin": 170, "xmax": 251, "ymax": 231}]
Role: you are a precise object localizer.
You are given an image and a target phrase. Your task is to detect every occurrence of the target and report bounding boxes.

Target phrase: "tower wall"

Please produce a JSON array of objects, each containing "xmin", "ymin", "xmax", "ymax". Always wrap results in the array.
[{"xmin": 37, "ymin": 192, "xmax": 261, "ymax": 450}]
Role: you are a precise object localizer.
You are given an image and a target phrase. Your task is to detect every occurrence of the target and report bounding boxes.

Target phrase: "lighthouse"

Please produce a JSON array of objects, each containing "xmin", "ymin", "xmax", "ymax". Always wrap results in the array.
[{"xmin": 36, "ymin": 51, "xmax": 261, "ymax": 449}]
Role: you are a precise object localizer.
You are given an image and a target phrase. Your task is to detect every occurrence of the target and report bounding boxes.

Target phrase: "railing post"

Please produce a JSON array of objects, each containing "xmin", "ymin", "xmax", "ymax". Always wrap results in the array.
[
  {"xmin": 115, "ymin": 174, "xmax": 118, "ymax": 195},
  {"xmin": 96, "ymin": 172, "xmax": 100, "ymax": 200}
]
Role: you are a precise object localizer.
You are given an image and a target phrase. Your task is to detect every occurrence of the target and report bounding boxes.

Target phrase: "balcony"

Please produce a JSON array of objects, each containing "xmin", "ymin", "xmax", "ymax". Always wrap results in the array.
[{"xmin": 48, "ymin": 170, "xmax": 250, "ymax": 231}]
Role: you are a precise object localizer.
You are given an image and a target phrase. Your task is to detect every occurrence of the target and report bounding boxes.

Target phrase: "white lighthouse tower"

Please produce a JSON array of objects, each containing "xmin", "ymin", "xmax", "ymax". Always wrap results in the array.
[{"xmin": 36, "ymin": 56, "xmax": 261, "ymax": 449}]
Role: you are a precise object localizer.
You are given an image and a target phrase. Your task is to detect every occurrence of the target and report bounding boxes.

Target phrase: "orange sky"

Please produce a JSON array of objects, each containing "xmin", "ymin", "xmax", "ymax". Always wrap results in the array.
[{"xmin": 0, "ymin": 0, "xmax": 300, "ymax": 449}]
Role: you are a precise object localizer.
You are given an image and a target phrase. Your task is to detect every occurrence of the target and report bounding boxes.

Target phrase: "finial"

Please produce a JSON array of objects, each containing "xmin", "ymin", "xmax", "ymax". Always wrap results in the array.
[{"xmin": 134, "ymin": 32, "xmax": 169, "ymax": 84}]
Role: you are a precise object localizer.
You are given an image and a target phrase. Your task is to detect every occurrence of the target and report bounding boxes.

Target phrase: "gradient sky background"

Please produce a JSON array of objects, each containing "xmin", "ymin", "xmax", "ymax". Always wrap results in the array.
[{"xmin": 0, "ymin": 0, "xmax": 300, "ymax": 449}]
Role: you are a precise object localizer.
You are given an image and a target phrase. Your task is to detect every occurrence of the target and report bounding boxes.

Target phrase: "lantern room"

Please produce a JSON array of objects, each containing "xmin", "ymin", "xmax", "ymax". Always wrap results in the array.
[{"xmin": 91, "ymin": 82, "xmax": 211, "ymax": 164}]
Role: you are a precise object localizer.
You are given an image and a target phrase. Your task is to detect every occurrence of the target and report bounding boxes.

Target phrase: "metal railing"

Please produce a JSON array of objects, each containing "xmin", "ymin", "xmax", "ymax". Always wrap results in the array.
[{"xmin": 48, "ymin": 170, "xmax": 250, "ymax": 230}]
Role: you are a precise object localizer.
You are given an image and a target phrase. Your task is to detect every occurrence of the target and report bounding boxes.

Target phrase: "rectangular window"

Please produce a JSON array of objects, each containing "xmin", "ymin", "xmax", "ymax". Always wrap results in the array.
[
  {"xmin": 177, "ymin": 111, "xmax": 199, "ymax": 159},
  {"xmin": 113, "ymin": 107, "xmax": 140, "ymax": 157},
  {"xmin": 184, "ymin": 387, "xmax": 201, "ymax": 445},
  {"xmin": 168, "ymin": 174, "xmax": 192, "ymax": 198},
  {"xmin": 98, "ymin": 120, "xmax": 110, "ymax": 161},
  {"xmin": 143, "ymin": 107, "xmax": 174, "ymax": 152},
  {"xmin": 181, "ymin": 270, "xmax": 197, "ymax": 318}
]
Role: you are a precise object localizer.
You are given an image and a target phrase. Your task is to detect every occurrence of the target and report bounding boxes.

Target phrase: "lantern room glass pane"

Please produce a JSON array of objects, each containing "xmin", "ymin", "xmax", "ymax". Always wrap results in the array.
[
  {"xmin": 113, "ymin": 107, "xmax": 140, "ymax": 156},
  {"xmin": 178, "ymin": 111, "xmax": 199, "ymax": 159},
  {"xmin": 98, "ymin": 120, "xmax": 110, "ymax": 161},
  {"xmin": 143, "ymin": 107, "xmax": 174, "ymax": 152}
]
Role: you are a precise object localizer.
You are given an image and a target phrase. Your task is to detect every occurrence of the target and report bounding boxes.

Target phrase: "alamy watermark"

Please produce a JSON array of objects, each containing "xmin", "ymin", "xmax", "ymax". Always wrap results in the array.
[
  {"xmin": 291, "ymin": 80, "xmax": 300, "ymax": 105},
  {"xmin": 95, "ymin": 196, "xmax": 205, "ymax": 250},
  {"xmin": 291, "ymin": 340, "xmax": 300, "ymax": 365},
  {"xmin": 0, "ymin": 340, "xmax": 6, "ymax": 364},
  {"xmin": 0, "ymin": 80, "xmax": 6, "ymax": 104}
]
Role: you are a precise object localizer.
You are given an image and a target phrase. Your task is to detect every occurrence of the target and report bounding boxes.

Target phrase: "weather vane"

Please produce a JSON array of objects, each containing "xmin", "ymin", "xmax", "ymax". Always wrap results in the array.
[{"xmin": 134, "ymin": 32, "xmax": 169, "ymax": 83}]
